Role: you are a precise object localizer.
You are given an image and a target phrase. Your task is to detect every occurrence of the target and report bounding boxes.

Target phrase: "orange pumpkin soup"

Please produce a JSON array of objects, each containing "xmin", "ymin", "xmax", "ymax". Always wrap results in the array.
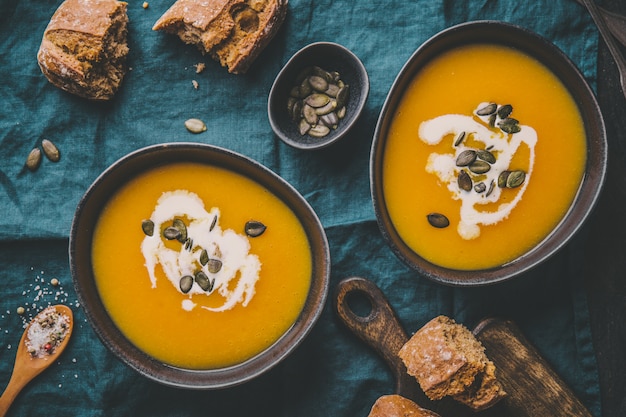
[
  {"xmin": 92, "ymin": 162, "xmax": 312, "ymax": 369},
  {"xmin": 383, "ymin": 44, "xmax": 586, "ymax": 270}
]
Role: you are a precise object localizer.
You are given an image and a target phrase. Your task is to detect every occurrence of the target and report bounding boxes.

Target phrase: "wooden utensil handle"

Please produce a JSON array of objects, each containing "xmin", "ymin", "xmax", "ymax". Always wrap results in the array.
[{"xmin": 333, "ymin": 276, "xmax": 424, "ymax": 401}]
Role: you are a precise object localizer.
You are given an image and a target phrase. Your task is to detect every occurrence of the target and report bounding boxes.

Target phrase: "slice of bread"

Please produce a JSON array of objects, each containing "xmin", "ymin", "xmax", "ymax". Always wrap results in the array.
[
  {"xmin": 37, "ymin": 0, "xmax": 129, "ymax": 101},
  {"xmin": 367, "ymin": 395, "xmax": 441, "ymax": 417},
  {"xmin": 398, "ymin": 315, "xmax": 506, "ymax": 410},
  {"xmin": 153, "ymin": 0, "xmax": 287, "ymax": 74}
]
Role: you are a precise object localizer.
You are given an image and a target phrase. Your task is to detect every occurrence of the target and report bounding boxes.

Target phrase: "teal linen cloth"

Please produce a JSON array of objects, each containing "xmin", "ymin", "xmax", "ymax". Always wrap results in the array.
[{"xmin": 0, "ymin": 0, "xmax": 601, "ymax": 415}]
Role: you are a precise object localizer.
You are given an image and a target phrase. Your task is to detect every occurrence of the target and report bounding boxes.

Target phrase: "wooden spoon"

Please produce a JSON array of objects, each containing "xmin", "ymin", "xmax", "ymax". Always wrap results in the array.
[{"xmin": 0, "ymin": 305, "xmax": 73, "ymax": 417}]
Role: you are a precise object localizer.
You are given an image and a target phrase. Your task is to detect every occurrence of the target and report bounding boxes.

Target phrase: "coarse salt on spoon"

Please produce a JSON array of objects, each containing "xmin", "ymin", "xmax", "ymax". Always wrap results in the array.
[{"xmin": 0, "ymin": 305, "xmax": 73, "ymax": 417}]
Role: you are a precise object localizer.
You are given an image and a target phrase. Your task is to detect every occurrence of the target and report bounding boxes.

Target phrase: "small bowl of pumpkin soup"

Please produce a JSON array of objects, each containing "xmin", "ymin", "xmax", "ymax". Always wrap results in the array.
[
  {"xmin": 69, "ymin": 143, "xmax": 330, "ymax": 388},
  {"xmin": 371, "ymin": 21, "xmax": 607, "ymax": 286}
]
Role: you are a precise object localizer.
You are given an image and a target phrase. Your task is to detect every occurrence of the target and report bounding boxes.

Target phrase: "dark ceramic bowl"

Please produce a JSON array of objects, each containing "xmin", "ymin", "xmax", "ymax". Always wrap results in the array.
[
  {"xmin": 370, "ymin": 21, "xmax": 607, "ymax": 286},
  {"xmin": 69, "ymin": 143, "xmax": 330, "ymax": 388},
  {"xmin": 268, "ymin": 42, "xmax": 369, "ymax": 150}
]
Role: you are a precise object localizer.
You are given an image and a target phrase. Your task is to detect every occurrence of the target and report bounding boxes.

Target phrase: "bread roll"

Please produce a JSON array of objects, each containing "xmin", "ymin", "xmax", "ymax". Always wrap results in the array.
[
  {"xmin": 367, "ymin": 395, "xmax": 441, "ymax": 417},
  {"xmin": 153, "ymin": 0, "xmax": 287, "ymax": 74},
  {"xmin": 37, "ymin": 0, "xmax": 129, "ymax": 101},
  {"xmin": 398, "ymin": 315, "xmax": 506, "ymax": 410}
]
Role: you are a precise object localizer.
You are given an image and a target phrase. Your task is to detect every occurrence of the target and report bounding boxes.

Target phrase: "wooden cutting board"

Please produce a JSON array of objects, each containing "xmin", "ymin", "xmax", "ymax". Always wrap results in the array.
[{"xmin": 333, "ymin": 276, "xmax": 594, "ymax": 417}]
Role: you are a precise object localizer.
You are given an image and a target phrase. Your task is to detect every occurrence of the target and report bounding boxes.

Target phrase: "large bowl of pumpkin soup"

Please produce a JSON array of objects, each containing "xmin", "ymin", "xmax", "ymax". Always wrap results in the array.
[
  {"xmin": 69, "ymin": 143, "xmax": 330, "ymax": 388},
  {"xmin": 371, "ymin": 21, "xmax": 607, "ymax": 286}
]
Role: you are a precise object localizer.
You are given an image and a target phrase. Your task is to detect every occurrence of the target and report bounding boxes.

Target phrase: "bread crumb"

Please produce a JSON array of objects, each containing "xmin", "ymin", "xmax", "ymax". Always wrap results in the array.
[
  {"xmin": 192, "ymin": 80, "xmax": 199, "ymax": 89},
  {"xmin": 195, "ymin": 63, "xmax": 205, "ymax": 74},
  {"xmin": 142, "ymin": 1, "xmax": 149, "ymax": 8}
]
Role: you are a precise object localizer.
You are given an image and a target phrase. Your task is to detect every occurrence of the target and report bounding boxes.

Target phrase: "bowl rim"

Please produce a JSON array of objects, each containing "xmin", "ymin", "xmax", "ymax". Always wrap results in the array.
[
  {"xmin": 268, "ymin": 41, "xmax": 370, "ymax": 150},
  {"xmin": 370, "ymin": 20, "xmax": 608, "ymax": 286},
  {"xmin": 69, "ymin": 142, "xmax": 330, "ymax": 388}
]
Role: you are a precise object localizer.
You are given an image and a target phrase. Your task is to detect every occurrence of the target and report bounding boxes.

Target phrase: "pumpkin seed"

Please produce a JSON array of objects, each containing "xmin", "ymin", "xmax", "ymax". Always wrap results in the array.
[
  {"xmin": 476, "ymin": 103, "xmax": 497, "ymax": 116},
  {"xmin": 325, "ymin": 83, "xmax": 340, "ymax": 97},
  {"xmin": 506, "ymin": 170, "xmax": 526, "ymax": 188},
  {"xmin": 454, "ymin": 131, "xmax": 466, "ymax": 146},
  {"xmin": 469, "ymin": 160, "xmax": 491, "ymax": 174},
  {"xmin": 26, "ymin": 147, "xmax": 42, "ymax": 172},
  {"xmin": 320, "ymin": 112, "xmax": 339, "ymax": 128},
  {"xmin": 498, "ymin": 171, "xmax": 510, "ymax": 188},
  {"xmin": 308, "ymin": 123, "xmax": 331, "ymax": 138},
  {"xmin": 195, "ymin": 271, "xmax": 211, "ymax": 291},
  {"xmin": 245, "ymin": 220, "xmax": 266, "ymax": 237},
  {"xmin": 305, "ymin": 93, "xmax": 330, "ymax": 108},
  {"xmin": 427, "ymin": 213, "xmax": 450, "ymax": 228},
  {"xmin": 474, "ymin": 182, "xmax": 487, "ymax": 193},
  {"xmin": 298, "ymin": 118, "xmax": 312, "ymax": 135},
  {"xmin": 185, "ymin": 118, "xmax": 207, "ymax": 133},
  {"xmin": 142, "ymin": 220, "xmax": 154, "ymax": 236},
  {"xmin": 458, "ymin": 169, "xmax": 472, "ymax": 191},
  {"xmin": 488, "ymin": 114, "xmax": 497, "ymax": 127},
  {"xmin": 476, "ymin": 149, "xmax": 496, "ymax": 164},
  {"xmin": 41, "ymin": 139, "xmax": 60, "ymax": 162},
  {"xmin": 335, "ymin": 85, "xmax": 349, "ymax": 108},
  {"xmin": 497, "ymin": 104, "xmax": 513, "ymax": 119},
  {"xmin": 308, "ymin": 75, "xmax": 328, "ymax": 92},
  {"xmin": 200, "ymin": 249, "xmax": 209, "ymax": 266},
  {"xmin": 456, "ymin": 149, "xmax": 477, "ymax": 167},
  {"xmin": 498, "ymin": 118, "xmax": 521, "ymax": 134},
  {"xmin": 163, "ymin": 226, "xmax": 181, "ymax": 240},
  {"xmin": 486, "ymin": 180, "xmax": 496, "ymax": 197},
  {"xmin": 303, "ymin": 104, "xmax": 318, "ymax": 125},
  {"xmin": 207, "ymin": 258, "xmax": 222, "ymax": 274},
  {"xmin": 179, "ymin": 275, "xmax": 194, "ymax": 293},
  {"xmin": 210, "ymin": 215, "xmax": 218, "ymax": 232},
  {"xmin": 314, "ymin": 100, "xmax": 336, "ymax": 115},
  {"xmin": 173, "ymin": 218, "xmax": 187, "ymax": 242}
]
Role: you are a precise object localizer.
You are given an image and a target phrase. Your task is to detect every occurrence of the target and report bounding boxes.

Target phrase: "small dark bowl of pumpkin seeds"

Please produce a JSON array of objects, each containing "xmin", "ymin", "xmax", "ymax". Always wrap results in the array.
[{"xmin": 268, "ymin": 42, "xmax": 369, "ymax": 150}]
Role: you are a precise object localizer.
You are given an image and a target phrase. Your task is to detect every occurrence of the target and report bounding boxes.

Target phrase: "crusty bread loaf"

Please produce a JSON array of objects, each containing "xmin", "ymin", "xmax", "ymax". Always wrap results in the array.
[
  {"xmin": 37, "ymin": 0, "xmax": 129, "ymax": 101},
  {"xmin": 398, "ymin": 315, "xmax": 506, "ymax": 410},
  {"xmin": 367, "ymin": 395, "xmax": 441, "ymax": 417},
  {"xmin": 153, "ymin": 0, "xmax": 287, "ymax": 74}
]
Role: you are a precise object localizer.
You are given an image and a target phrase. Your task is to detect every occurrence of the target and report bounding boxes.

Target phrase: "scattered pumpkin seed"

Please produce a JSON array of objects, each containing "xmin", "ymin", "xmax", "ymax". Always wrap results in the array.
[
  {"xmin": 26, "ymin": 147, "xmax": 42, "ymax": 172},
  {"xmin": 458, "ymin": 169, "xmax": 472, "ymax": 191},
  {"xmin": 474, "ymin": 182, "xmax": 487, "ymax": 193},
  {"xmin": 476, "ymin": 102, "xmax": 497, "ymax": 116},
  {"xmin": 498, "ymin": 171, "xmax": 510, "ymax": 188},
  {"xmin": 454, "ymin": 131, "xmax": 466, "ymax": 146},
  {"xmin": 245, "ymin": 220, "xmax": 267, "ymax": 237},
  {"xmin": 163, "ymin": 226, "xmax": 181, "ymax": 240},
  {"xmin": 142, "ymin": 219, "xmax": 154, "ymax": 236},
  {"xmin": 427, "ymin": 213, "xmax": 450, "ymax": 228},
  {"xmin": 173, "ymin": 218, "xmax": 187, "ymax": 242},
  {"xmin": 195, "ymin": 271, "xmax": 211, "ymax": 291},
  {"xmin": 184, "ymin": 118, "xmax": 207, "ymax": 133},
  {"xmin": 476, "ymin": 149, "xmax": 496, "ymax": 164},
  {"xmin": 456, "ymin": 149, "xmax": 477, "ymax": 167},
  {"xmin": 180, "ymin": 275, "xmax": 193, "ymax": 293},
  {"xmin": 486, "ymin": 180, "xmax": 496, "ymax": 197},
  {"xmin": 200, "ymin": 249, "xmax": 209, "ymax": 266},
  {"xmin": 207, "ymin": 258, "xmax": 223, "ymax": 274},
  {"xmin": 498, "ymin": 117, "xmax": 521, "ymax": 134},
  {"xmin": 497, "ymin": 104, "xmax": 513, "ymax": 119},
  {"xmin": 41, "ymin": 139, "xmax": 60, "ymax": 162},
  {"xmin": 210, "ymin": 215, "xmax": 218, "ymax": 232},
  {"xmin": 506, "ymin": 170, "xmax": 526, "ymax": 188},
  {"xmin": 469, "ymin": 159, "xmax": 491, "ymax": 174}
]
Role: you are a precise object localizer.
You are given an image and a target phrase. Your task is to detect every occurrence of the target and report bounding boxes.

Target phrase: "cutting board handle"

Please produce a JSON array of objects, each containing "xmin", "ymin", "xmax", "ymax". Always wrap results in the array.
[{"xmin": 333, "ymin": 276, "xmax": 425, "ymax": 402}]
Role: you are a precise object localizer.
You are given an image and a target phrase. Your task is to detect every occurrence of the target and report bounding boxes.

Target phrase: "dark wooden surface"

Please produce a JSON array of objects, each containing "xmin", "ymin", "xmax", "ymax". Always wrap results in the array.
[{"xmin": 585, "ymin": 1, "xmax": 626, "ymax": 416}]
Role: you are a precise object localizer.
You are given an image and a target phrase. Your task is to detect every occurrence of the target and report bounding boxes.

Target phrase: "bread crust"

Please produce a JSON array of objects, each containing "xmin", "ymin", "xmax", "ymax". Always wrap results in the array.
[
  {"xmin": 367, "ymin": 395, "xmax": 441, "ymax": 417},
  {"xmin": 398, "ymin": 315, "xmax": 506, "ymax": 410},
  {"xmin": 153, "ymin": 0, "xmax": 287, "ymax": 74},
  {"xmin": 37, "ymin": 0, "xmax": 129, "ymax": 100}
]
